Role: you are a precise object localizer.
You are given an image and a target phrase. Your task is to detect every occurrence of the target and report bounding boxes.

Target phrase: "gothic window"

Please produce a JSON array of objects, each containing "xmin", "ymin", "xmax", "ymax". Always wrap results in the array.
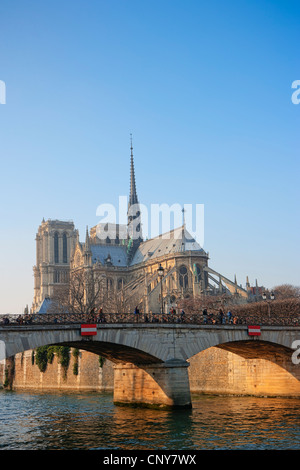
[
  {"xmin": 54, "ymin": 270, "xmax": 60, "ymax": 283},
  {"xmin": 195, "ymin": 264, "xmax": 201, "ymax": 282},
  {"xmin": 61, "ymin": 271, "xmax": 68, "ymax": 283},
  {"xmin": 117, "ymin": 278, "xmax": 124, "ymax": 290},
  {"xmin": 54, "ymin": 232, "xmax": 59, "ymax": 264},
  {"xmin": 63, "ymin": 233, "xmax": 67, "ymax": 263},
  {"xmin": 54, "ymin": 270, "xmax": 69, "ymax": 284},
  {"xmin": 106, "ymin": 236, "xmax": 111, "ymax": 244},
  {"xmin": 179, "ymin": 265, "xmax": 188, "ymax": 289},
  {"xmin": 107, "ymin": 278, "xmax": 113, "ymax": 291}
]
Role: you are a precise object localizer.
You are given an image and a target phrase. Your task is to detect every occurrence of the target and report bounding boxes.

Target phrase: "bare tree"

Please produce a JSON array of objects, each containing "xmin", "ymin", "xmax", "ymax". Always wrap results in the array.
[
  {"xmin": 177, "ymin": 293, "xmax": 235, "ymax": 314},
  {"xmin": 272, "ymin": 284, "xmax": 300, "ymax": 300},
  {"xmin": 49, "ymin": 267, "xmax": 142, "ymax": 315},
  {"xmin": 49, "ymin": 268, "xmax": 104, "ymax": 314}
]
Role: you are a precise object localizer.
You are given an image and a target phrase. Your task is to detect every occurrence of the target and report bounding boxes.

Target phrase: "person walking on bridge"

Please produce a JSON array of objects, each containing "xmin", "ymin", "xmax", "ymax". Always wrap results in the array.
[
  {"xmin": 227, "ymin": 310, "xmax": 232, "ymax": 324},
  {"xmin": 218, "ymin": 309, "xmax": 224, "ymax": 324}
]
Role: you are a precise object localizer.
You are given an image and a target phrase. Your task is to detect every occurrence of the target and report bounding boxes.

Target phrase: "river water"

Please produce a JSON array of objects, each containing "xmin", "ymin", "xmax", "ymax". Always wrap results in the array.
[{"xmin": 0, "ymin": 390, "xmax": 299, "ymax": 451}]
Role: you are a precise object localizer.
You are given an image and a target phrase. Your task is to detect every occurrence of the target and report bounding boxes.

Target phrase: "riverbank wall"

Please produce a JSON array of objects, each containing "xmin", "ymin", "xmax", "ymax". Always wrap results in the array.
[
  {"xmin": 1, "ymin": 350, "xmax": 113, "ymax": 392},
  {"xmin": 2, "ymin": 346, "xmax": 300, "ymax": 397}
]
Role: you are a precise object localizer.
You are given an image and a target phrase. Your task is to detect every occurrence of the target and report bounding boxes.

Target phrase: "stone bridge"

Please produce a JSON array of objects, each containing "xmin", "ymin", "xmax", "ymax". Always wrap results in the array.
[{"xmin": 1, "ymin": 321, "xmax": 300, "ymax": 409}]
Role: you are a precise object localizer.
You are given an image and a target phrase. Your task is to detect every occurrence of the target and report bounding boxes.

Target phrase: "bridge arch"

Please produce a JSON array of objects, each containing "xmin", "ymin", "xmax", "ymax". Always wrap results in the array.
[
  {"xmin": 0, "ymin": 325, "xmax": 166, "ymax": 365},
  {"xmin": 215, "ymin": 339, "xmax": 294, "ymax": 361},
  {"xmin": 187, "ymin": 339, "xmax": 296, "ymax": 377},
  {"xmin": 173, "ymin": 325, "xmax": 299, "ymax": 364},
  {"xmin": 58, "ymin": 340, "xmax": 163, "ymax": 365}
]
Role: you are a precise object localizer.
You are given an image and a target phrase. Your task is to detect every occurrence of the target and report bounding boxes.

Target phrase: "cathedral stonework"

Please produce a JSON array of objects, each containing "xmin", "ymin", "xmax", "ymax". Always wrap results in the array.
[
  {"xmin": 32, "ymin": 220, "xmax": 78, "ymax": 312},
  {"xmin": 32, "ymin": 142, "xmax": 250, "ymax": 314}
]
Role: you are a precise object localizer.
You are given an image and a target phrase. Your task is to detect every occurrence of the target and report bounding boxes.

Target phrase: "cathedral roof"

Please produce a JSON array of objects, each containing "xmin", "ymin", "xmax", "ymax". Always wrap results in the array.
[
  {"xmin": 91, "ymin": 244, "xmax": 128, "ymax": 267},
  {"xmin": 130, "ymin": 225, "xmax": 206, "ymax": 266},
  {"xmin": 36, "ymin": 297, "xmax": 52, "ymax": 314},
  {"xmin": 89, "ymin": 225, "xmax": 205, "ymax": 267}
]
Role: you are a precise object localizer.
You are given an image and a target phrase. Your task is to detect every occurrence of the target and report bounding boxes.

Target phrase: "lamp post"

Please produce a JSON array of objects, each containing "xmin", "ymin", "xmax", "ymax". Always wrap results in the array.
[
  {"xmin": 262, "ymin": 291, "xmax": 275, "ymax": 318},
  {"xmin": 158, "ymin": 264, "xmax": 164, "ymax": 314}
]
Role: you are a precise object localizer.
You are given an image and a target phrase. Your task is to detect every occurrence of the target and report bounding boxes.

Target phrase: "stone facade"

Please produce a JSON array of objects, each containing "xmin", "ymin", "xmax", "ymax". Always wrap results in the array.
[{"xmin": 32, "ymin": 220, "xmax": 78, "ymax": 312}]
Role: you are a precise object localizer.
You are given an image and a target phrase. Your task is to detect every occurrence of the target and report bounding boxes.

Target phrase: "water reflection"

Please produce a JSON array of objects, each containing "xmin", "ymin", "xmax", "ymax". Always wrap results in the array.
[{"xmin": 0, "ymin": 390, "xmax": 299, "ymax": 450}]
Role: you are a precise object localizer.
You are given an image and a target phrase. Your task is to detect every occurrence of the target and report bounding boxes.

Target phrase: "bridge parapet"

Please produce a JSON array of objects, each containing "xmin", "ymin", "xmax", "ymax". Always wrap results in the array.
[{"xmin": 1, "ymin": 310, "xmax": 300, "ymax": 327}]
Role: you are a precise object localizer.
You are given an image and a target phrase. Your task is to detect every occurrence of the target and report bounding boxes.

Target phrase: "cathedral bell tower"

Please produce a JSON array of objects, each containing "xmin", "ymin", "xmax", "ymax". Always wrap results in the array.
[{"xmin": 32, "ymin": 219, "xmax": 78, "ymax": 312}]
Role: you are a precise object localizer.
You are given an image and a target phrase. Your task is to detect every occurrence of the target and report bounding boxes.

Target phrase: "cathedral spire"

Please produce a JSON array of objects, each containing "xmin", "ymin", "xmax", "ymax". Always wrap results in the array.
[
  {"xmin": 127, "ymin": 135, "xmax": 142, "ymax": 261},
  {"xmin": 84, "ymin": 225, "xmax": 92, "ymax": 266},
  {"xmin": 129, "ymin": 134, "xmax": 138, "ymax": 207},
  {"xmin": 85, "ymin": 226, "xmax": 90, "ymax": 251}
]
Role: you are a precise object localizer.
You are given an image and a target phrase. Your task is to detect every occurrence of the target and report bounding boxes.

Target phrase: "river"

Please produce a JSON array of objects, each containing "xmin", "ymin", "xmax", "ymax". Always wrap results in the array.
[{"xmin": 0, "ymin": 390, "xmax": 300, "ymax": 452}]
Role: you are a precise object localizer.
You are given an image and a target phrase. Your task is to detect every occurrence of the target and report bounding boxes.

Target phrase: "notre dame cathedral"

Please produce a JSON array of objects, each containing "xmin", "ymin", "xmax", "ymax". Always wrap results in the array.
[{"xmin": 32, "ymin": 141, "xmax": 255, "ymax": 314}]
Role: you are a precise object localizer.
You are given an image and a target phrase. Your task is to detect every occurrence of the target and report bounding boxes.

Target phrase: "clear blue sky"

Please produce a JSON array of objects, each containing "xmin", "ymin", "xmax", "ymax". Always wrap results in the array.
[{"xmin": 0, "ymin": 0, "xmax": 299, "ymax": 313}]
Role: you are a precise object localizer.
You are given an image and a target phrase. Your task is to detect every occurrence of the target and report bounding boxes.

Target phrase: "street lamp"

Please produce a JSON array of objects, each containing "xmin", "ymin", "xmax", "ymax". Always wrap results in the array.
[
  {"xmin": 158, "ymin": 264, "xmax": 164, "ymax": 314},
  {"xmin": 262, "ymin": 291, "xmax": 275, "ymax": 317}
]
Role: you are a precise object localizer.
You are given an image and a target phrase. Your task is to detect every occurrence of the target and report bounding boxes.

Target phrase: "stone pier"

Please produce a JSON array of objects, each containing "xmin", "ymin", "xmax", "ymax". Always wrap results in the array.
[{"xmin": 113, "ymin": 359, "xmax": 192, "ymax": 410}]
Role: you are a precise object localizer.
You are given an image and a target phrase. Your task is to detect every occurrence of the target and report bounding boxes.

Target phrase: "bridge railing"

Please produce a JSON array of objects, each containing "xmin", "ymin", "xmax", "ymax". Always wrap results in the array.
[{"xmin": 0, "ymin": 311, "xmax": 299, "ymax": 327}]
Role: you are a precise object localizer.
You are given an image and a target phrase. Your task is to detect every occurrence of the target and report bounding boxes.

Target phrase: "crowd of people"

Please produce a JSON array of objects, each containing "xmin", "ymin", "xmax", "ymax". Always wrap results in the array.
[
  {"xmin": 1, "ymin": 314, "xmax": 34, "ymax": 325},
  {"xmin": 85, "ymin": 306, "xmax": 238, "ymax": 325},
  {"xmin": 199, "ymin": 308, "xmax": 238, "ymax": 325}
]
